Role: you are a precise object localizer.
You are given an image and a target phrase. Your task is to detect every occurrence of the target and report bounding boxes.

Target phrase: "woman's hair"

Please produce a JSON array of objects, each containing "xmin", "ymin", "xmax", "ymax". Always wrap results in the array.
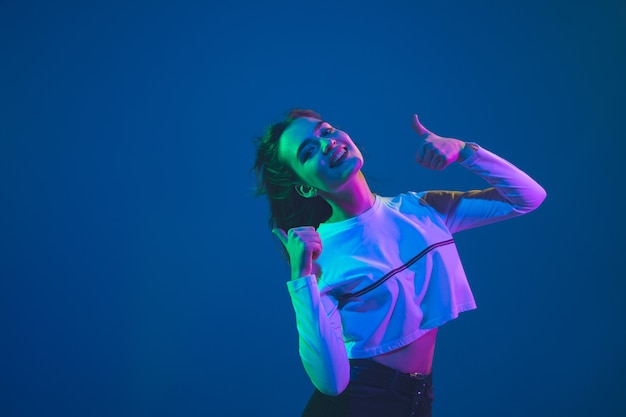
[{"xmin": 253, "ymin": 108, "xmax": 332, "ymax": 231}]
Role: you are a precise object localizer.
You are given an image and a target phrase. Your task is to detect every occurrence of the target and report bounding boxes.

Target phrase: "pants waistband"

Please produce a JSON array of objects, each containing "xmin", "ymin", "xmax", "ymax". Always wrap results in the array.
[{"xmin": 349, "ymin": 359, "xmax": 432, "ymax": 397}]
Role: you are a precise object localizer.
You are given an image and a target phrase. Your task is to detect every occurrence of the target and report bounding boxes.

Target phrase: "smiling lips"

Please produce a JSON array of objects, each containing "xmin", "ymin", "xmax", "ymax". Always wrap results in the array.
[{"xmin": 330, "ymin": 146, "xmax": 348, "ymax": 168}]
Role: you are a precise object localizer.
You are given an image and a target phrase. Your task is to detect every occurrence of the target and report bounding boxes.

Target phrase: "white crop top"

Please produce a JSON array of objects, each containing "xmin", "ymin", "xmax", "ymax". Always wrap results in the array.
[{"xmin": 286, "ymin": 145, "xmax": 546, "ymax": 395}]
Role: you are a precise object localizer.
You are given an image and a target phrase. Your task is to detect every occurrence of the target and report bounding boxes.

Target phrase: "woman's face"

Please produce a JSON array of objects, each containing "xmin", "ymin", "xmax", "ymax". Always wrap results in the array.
[{"xmin": 278, "ymin": 117, "xmax": 364, "ymax": 194}]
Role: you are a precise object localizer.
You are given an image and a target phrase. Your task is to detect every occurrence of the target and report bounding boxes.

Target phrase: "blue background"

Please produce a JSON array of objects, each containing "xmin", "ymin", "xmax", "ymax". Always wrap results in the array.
[{"xmin": 1, "ymin": 0, "xmax": 624, "ymax": 416}]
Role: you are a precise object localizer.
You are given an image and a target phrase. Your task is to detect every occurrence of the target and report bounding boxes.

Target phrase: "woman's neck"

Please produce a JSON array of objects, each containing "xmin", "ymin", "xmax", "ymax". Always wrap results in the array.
[{"xmin": 323, "ymin": 173, "xmax": 375, "ymax": 223}]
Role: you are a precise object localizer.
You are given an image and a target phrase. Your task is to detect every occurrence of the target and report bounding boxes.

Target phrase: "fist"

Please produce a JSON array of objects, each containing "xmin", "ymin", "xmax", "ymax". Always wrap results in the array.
[
  {"xmin": 272, "ymin": 227, "xmax": 322, "ymax": 279},
  {"xmin": 411, "ymin": 114, "xmax": 466, "ymax": 170}
]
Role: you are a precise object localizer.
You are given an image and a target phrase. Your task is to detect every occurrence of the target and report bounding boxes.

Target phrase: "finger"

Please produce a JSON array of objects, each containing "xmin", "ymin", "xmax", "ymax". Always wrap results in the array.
[
  {"xmin": 291, "ymin": 228, "xmax": 320, "ymax": 243},
  {"xmin": 289, "ymin": 226, "xmax": 316, "ymax": 235},
  {"xmin": 411, "ymin": 114, "xmax": 430, "ymax": 137},
  {"xmin": 300, "ymin": 232, "xmax": 323, "ymax": 250},
  {"xmin": 294, "ymin": 230, "xmax": 322, "ymax": 259},
  {"xmin": 311, "ymin": 241, "xmax": 322, "ymax": 260},
  {"xmin": 271, "ymin": 228, "xmax": 289, "ymax": 246},
  {"xmin": 433, "ymin": 155, "xmax": 447, "ymax": 171},
  {"xmin": 421, "ymin": 147, "xmax": 436, "ymax": 169}
]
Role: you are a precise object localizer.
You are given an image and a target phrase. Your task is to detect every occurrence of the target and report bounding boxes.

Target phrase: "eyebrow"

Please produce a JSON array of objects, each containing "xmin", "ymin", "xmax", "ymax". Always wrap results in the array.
[{"xmin": 295, "ymin": 120, "xmax": 325, "ymax": 161}]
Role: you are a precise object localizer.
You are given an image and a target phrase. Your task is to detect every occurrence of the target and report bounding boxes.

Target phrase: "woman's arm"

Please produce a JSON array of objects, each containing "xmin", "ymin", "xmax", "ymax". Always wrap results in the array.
[
  {"xmin": 410, "ymin": 115, "xmax": 546, "ymax": 232},
  {"xmin": 287, "ymin": 275, "xmax": 350, "ymax": 396},
  {"xmin": 420, "ymin": 145, "xmax": 547, "ymax": 233},
  {"xmin": 273, "ymin": 228, "xmax": 350, "ymax": 396}
]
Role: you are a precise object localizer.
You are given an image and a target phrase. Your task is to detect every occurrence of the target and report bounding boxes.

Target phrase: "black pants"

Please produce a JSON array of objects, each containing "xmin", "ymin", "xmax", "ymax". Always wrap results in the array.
[{"xmin": 301, "ymin": 359, "xmax": 434, "ymax": 417}]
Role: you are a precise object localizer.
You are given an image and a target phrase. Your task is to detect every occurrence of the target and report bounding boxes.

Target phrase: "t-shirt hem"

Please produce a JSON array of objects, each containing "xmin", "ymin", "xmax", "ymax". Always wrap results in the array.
[{"xmin": 346, "ymin": 302, "xmax": 477, "ymax": 359}]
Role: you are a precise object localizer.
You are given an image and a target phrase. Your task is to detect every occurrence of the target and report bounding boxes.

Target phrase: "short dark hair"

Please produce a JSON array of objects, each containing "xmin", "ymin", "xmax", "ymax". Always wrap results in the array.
[{"xmin": 253, "ymin": 108, "xmax": 332, "ymax": 231}]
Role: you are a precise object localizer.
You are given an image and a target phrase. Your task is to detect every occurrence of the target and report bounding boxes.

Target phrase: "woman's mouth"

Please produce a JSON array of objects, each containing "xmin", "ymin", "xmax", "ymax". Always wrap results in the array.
[{"xmin": 330, "ymin": 146, "xmax": 347, "ymax": 167}]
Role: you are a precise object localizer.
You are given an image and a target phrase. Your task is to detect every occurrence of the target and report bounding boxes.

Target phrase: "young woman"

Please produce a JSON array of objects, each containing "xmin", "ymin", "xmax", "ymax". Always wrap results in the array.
[{"xmin": 253, "ymin": 109, "xmax": 546, "ymax": 417}]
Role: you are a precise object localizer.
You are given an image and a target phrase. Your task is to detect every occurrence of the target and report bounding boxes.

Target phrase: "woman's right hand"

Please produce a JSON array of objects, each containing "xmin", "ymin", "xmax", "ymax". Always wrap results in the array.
[{"xmin": 272, "ymin": 227, "xmax": 322, "ymax": 280}]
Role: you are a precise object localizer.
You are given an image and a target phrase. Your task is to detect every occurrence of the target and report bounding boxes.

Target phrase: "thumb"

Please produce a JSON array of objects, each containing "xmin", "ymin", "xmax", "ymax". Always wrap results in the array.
[
  {"xmin": 272, "ymin": 228, "xmax": 289, "ymax": 246},
  {"xmin": 411, "ymin": 114, "xmax": 431, "ymax": 137}
]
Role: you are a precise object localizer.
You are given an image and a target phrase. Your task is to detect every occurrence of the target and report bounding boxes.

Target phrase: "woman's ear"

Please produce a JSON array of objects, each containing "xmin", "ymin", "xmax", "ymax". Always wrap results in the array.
[{"xmin": 295, "ymin": 184, "xmax": 318, "ymax": 198}]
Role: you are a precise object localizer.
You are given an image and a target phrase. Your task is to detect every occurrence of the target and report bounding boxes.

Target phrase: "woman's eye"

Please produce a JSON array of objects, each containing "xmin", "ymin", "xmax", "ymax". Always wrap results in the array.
[
  {"xmin": 303, "ymin": 148, "xmax": 314, "ymax": 160},
  {"xmin": 322, "ymin": 127, "xmax": 335, "ymax": 136}
]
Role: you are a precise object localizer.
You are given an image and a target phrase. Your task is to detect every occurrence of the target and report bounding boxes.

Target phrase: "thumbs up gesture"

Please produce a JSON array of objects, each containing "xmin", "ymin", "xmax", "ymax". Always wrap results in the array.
[
  {"xmin": 272, "ymin": 227, "xmax": 322, "ymax": 280},
  {"xmin": 411, "ymin": 114, "xmax": 468, "ymax": 171}
]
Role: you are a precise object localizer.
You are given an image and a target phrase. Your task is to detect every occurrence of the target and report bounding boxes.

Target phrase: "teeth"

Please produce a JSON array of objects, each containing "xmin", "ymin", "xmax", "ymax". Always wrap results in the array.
[{"xmin": 332, "ymin": 148, "xmax": 346, "ymax": 166}]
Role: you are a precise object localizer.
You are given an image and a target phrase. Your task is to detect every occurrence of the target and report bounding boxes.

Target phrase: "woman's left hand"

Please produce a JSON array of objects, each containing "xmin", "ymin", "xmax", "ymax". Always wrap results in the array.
[{"xmin": 411, "ymin": 114, "xmax": 467, "ymax": 170}]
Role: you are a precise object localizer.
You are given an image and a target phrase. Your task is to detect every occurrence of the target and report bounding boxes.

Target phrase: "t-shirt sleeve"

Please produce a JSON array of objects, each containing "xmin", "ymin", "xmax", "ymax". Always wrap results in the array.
[
  {"xmin": 286, "ymin": 275, "xmax": 350, "ymax": 396},
  {"xmin": 416, "ymin": 144, "xmax": 546, "ymax": 233}
]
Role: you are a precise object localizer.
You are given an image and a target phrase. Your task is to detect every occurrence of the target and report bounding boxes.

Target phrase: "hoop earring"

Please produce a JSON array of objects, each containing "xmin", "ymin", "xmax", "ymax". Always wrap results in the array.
[{"xmin": 296, "ymin": 184, "xmax": 318, "ymax": 198}]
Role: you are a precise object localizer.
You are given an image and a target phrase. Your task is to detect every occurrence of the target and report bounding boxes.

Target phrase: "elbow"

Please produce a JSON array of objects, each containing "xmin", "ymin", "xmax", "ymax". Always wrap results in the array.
[
  {"xmin": 317, "ymin": 375, "xmax": 350, "ymax": 396},
  {"xmin": 313, "ymin": 364, "xmax": 350, "ymax": 396},
  {"xmin": 529, "ymin": 184, "xmax": 547, "ymax": 211},
  {"xmin": 515, "ymin": 184, "xmax": 547, "ymax": 214}
]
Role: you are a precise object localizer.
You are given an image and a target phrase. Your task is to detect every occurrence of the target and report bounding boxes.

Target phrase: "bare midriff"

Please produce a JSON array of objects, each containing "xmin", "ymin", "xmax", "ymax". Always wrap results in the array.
[{"xmin": 371, "ymin": 328, "xmax": 438, "ymax": 374}]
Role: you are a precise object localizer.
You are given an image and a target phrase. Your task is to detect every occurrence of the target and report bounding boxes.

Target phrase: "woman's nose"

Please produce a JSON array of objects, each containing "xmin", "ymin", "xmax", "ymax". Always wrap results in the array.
[{"xmin": 322, "ymin": 139, "xmax": 336, "ymax": 155}]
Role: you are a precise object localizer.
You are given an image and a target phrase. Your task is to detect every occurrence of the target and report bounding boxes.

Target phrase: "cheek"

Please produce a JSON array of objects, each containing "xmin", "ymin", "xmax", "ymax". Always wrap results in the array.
[
  {"xmin": 339, "ymin": 132, "xmax": 355, "ymax": 144},
  {"xmin": 291, "ymin": 164, "xmax": 317, "ymax": 185},
  {"xmin": 296, "ymin": 164, "xmax": 331, "ymax": 189},
  {"xmin": 299, "ymin": 168, "xmax": 324, "ymax": 187}
]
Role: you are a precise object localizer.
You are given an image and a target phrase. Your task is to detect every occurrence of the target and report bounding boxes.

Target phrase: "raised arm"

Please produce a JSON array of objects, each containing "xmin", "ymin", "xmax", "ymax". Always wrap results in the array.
[
  {"xmin": 273, "ymin": 227, "xmax": 350, "ymax": 395},
  {"xmin": 410, "ymin": 114, "xmax": 547, "ymax": 233}
]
